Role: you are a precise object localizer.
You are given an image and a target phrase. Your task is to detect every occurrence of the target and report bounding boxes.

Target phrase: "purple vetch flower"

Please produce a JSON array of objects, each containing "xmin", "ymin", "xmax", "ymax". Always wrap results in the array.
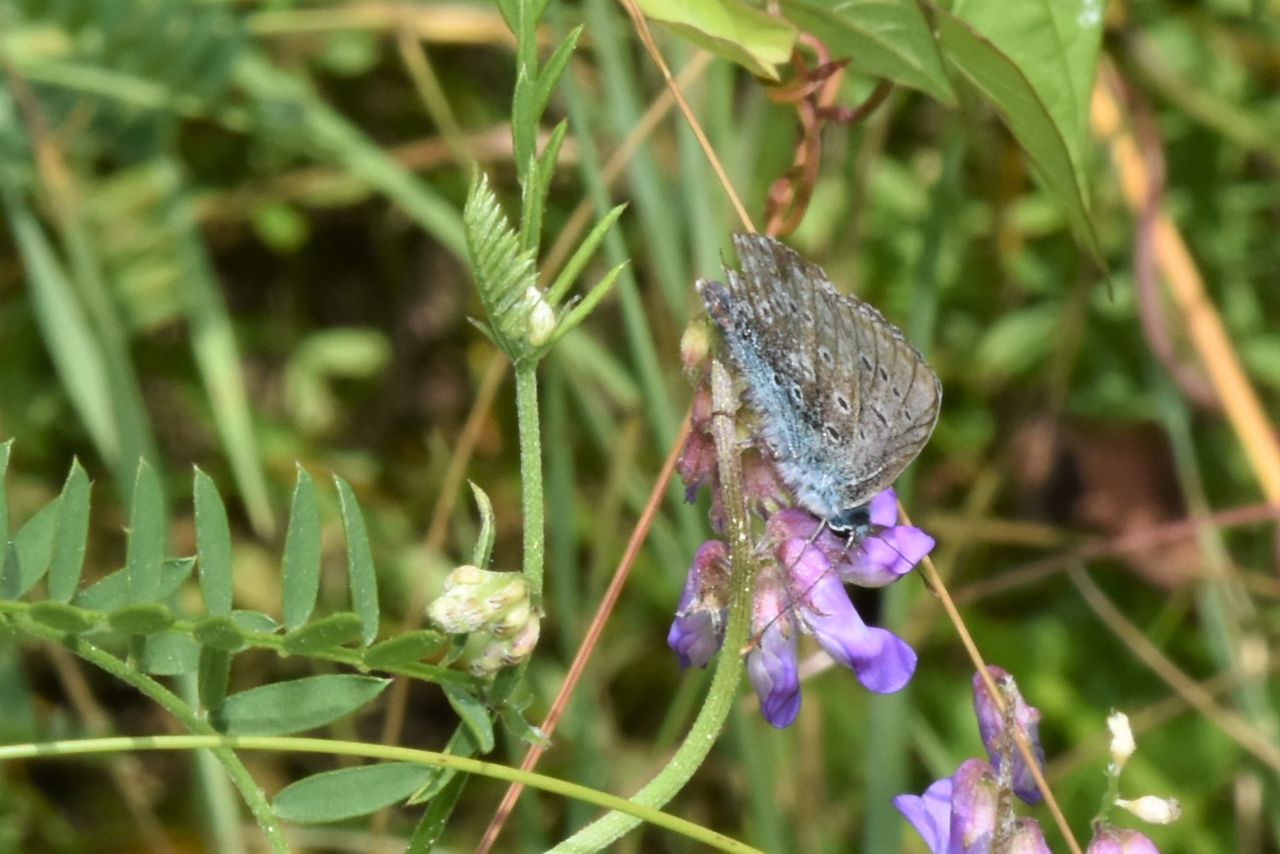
[
  {"xmin": 745, "ymin": 565, "xmax": 801, "ymax": 727},
  {"xmin": 1086, "ymin": 826, "xmax": 1161, "ymax": 854},
  {"xmin": 776, "ymin": 535, "xmax": 917, "ymax": 694},
  {"xmin": 972, "ymin": 666, "xmax": 1045, "ymax": 804},
  {"xmin": 895, "ymin": 759, "xmax": 1051, "ymax": 854},
  {"xmin": 667, "ymin": 540, "xmax": 730, "ymax": 668},
  {"xmin": 892, "ymin": 775, "xmax": 954, "ymax": 854}
]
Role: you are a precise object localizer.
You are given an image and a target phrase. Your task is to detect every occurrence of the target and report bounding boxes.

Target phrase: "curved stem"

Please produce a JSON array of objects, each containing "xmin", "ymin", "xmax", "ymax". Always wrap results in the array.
[
  {"xmin": 553, "ymin": 359, "xmax": 755, "ymax": 851},
  {"xmin": 12, "ymin": 620, "xmax": 288, "ymax": 854},
  {"xmin": 0, "ymin": 734, "xmax": 760, "ymax": 854}
]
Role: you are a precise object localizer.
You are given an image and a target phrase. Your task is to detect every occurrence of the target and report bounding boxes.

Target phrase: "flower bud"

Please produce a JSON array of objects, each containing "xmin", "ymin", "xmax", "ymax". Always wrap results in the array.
[
  {"xmin": 525, "ymin": 286, "xmax": 557, "ymax": 346},
  {"xmin": 680, "ymin": 317, "xmax": 713, "ymax": 377},
  {"xmin": 1108, "ymin": 710, "xmax": 1135, "ymax": 769},
  {"xmin": 667, "ymin": 541, "xmax": 730, "ymax": 668},
  {"xmin": 427, "ymin": 566, "xmax": 530, "ymax": 635},
  {"xmin": 1116, "ymin": 796, "xmax": 1181, "ymax": 825},
  {"xmin": 972, "ymin": 666, "xmax": 1045, "ymax": 804},
  {"xmin": 471, "ymin": 615, "xmax": 541, "ymax": 676}
]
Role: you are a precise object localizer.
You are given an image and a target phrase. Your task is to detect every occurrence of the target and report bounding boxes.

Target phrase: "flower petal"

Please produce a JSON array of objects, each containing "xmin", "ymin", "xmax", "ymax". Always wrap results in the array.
[
  {"xmin": 950, "ymin": 759, "xmax": 997, "ymax": 854},
  {"xmin": 747, "ymin": 570, "xmax": 801, "ymax": 727},
  {"xmin": 667, "ymin": 541, "xmax": 728, "ymax": 668},
  {"xmin": 893, "ymin": 776, "xmax": 954, "ymax": 854},
  {"xmin": 869, "ymin": 488, "xmax": 899, "ymax": 527},
  {"xmin": 782, "ymin": 540, "xmax": 917, "ymax": 694},
  {"xmin": 972, "ymin": 666, "xmax": 1045, "ymax": 804}
]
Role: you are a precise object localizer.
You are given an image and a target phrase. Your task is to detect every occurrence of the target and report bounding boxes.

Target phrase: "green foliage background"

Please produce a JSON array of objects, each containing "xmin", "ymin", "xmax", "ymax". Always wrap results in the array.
[{"xmin": 1, "ymin": 0, "xmax": 1278, "ymax": 851}]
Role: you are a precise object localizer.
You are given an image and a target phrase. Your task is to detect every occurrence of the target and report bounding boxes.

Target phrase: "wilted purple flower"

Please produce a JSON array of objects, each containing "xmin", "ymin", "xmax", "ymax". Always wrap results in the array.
[
  {"xmin": 972, "ymin": 666, "xmax": 1045, "ymax": 804},
  {"xmin": 1086, "ymin": 826, "xmax": 1161, "ymax": 854},
  {"xmin": 667, "ymin": 540, "xmax": 729, "ymax": 668},
  {"xmin": 746, "ymin": 565, "xmax": 801, "ymax": 727}
]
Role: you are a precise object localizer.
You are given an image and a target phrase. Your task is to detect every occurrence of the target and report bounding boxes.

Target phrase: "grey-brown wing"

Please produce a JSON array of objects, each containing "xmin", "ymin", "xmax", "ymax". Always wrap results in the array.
[{"xmin": 826, "ymin": 292, "xmax": 941, "ymax": 508}]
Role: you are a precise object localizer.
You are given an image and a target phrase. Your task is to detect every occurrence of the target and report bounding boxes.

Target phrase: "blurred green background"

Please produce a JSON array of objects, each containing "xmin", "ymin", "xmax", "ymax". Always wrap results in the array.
[{"xmin": 1, "ymin": 0, "xmax": 1278, "ymax": 851}]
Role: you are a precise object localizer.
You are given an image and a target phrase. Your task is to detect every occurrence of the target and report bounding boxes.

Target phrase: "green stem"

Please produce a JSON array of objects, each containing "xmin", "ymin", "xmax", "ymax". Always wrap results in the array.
[
  {"xmin": 12, "ymin": 620, "xmax": 288, "ymax": 854},
  {"xmin": 554, "ymin": 360, "xmax": 755, "ymax": 851},
  {"xmin": 515, "ymin": 362, "xmax": 546, "ymax": 607},
  {"xmin": 0, "ymin": 734, "xmax": 760, "ymax": 854}
]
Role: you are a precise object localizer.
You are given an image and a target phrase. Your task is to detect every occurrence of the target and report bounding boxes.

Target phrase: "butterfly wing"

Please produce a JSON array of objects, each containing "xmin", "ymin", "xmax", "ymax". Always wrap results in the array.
[{"xmin": 701, "ymin": 234, "xmax": 940, "ymax": 517}]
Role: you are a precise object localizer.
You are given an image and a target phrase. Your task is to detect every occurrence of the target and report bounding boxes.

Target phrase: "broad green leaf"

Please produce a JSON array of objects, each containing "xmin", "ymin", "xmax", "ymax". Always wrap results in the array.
[
  {"xmin": 281, "ymin": 465, "xmax": 321, "ymax": 631},
  {"xmin": 362, "ymin": 630, "xmax": 446, "ymax": 668},
  {"xmin": 12, "ymin": 496, "xmax": 61, "ymax": 596},
  {"xmin": 780, "ymin": 0, "xmax": 956, "ymax": 105},
  {"xmin": 281, "ymin": 612, "xmax": 365, "ymax": 655},
  {"xmin": 198, "ymin": 646, "xmax": 232, "ymax": 711},
  {"xmin": 333, "ymin": 475, "xmax": 378, "ymax": 646},
  {"xmin": 125, "ymin": 460, "xmax": 165, "ymax": 604},
  {"xmin": 952, "ymin": 0, "xmax": 1104, "ymax": 186},
  {"xmin": 28, "ymin": 602, "xmax": 101, "ymax": 634},
  {"xmin": 76, "ymin": 558, "xmax": 195, "ymax": 611},
  {"xmin": 108, "ymin": 604, "xmax": 176, "ymax": 635},
  {"xmin": 213, "ymin": 675, "xmax": 390, "ymax": 735},
  {"xmin": 933, "ymin": 9, "xmax": 1103, "ymax": 263},
  {"xmin": 273, "ymin": 763, "xmax": 433, "ymax": 824},
  {"xmin": 140, "ymin": 630, "xmax": 199, "ymax": 675},
  {"xmin": 637, "ymin": 0, "xmax": 797, "ymax": 81},
  {"xmin": 193, "ymin": 467, "xmax": 233, "ymax": 615},
  {"xmin": 48, "ymin": 460, "xmax": 91, "ymax": 603},
  {"xmin": 443, "ymin": 685, "xmax": 495, "ymax": 753}
]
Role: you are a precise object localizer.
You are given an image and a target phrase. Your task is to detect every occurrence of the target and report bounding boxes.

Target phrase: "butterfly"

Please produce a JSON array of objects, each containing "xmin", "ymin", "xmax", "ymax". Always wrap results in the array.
[{"xmin": 697, "ymin": 234, "xmax": 941, "ymax": 532}]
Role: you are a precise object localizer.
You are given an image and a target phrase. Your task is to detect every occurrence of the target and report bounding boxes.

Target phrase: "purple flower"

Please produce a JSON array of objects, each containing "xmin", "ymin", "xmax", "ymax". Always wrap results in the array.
[
  {"xmin": 667, "ymin": 541, "xmax": 729, "ymax": 668},
  {"xmin": 895, "ymin": 759, "xmax": 1002, "ymax": 854},
  {"xmin": 777, "ymin": 536, "xmax": 916, "ymax": 694},
  {"xmin": 892, "ymin": 775, "xmax": 954, "ymax": 853},
  {"xmin": 745, "ymin": 567, "xmax": 801, "ymax": 727},
  {"xmin": 972, "ymin": 666, "xmax": 1045, "ymax": 804},
  {"xmin": 1086, "ymin": 827, "xmax": 1161, "ymax": 854}
]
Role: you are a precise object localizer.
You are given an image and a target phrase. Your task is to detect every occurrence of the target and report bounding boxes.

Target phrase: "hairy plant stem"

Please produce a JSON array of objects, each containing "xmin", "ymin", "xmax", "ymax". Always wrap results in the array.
[
  {"xmin": 552, "ymin": 359, "xmax": 756, "ymax": 851},
  {"xmin": 11, "ymin": 620, "xmax": 288, "ymax": 854},
  {"xmin": 515, "ymin": 362, "xmax": 545, "ymax": 607}
]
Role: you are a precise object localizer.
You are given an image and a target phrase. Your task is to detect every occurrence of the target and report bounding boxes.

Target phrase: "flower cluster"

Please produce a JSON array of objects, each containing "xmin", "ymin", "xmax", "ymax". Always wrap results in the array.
[
  {"xmin": 668, "ymin": 379, "xmax": 935, "ymax": 727},
  {"xmin": 894, "ymin": 667, "xmax": 1175, "ymax": 853},
  {"xmin": 427, "ymin": 565, "xmax": 541, "ymax": 676},
  {"xmin": 894, "ymin": 667, "xmax": 1049, "ymax": 853}
]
